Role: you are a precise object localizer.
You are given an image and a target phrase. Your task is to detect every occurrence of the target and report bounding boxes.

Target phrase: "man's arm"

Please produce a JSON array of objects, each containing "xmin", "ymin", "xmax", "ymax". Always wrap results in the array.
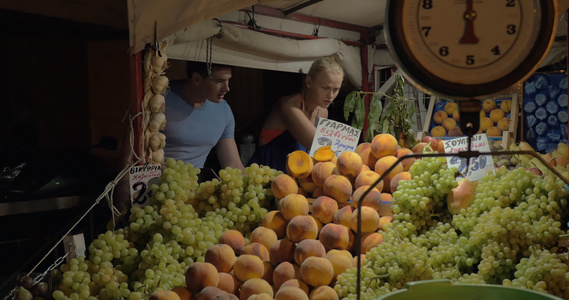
[{"xmin": 215, "ymin": 138, "xmax": 246, "ymax": 171}]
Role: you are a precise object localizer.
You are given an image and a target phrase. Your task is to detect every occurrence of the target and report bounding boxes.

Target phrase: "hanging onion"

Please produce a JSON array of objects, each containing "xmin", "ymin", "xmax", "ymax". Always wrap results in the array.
[
  {"xmin": 149, "ymin": 132, "xmax": 166, "ymax": 151},
  {"xmin": 148, "ymin": 112, "xmax": 166, "ymax": 132},
  {"xmin": 149, "ymin": 94, "xmax": 165, "ymax": 113},
  {"xmin": 152, "ymin": 76, "xmax": 169, "ymax": 94}
]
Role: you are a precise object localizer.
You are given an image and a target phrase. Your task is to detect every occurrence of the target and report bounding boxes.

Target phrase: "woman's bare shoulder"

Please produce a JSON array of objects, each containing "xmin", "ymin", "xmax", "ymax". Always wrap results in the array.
[{"xmin": 277, "ymin": 93, "xmax": 302, "ymax": 110}]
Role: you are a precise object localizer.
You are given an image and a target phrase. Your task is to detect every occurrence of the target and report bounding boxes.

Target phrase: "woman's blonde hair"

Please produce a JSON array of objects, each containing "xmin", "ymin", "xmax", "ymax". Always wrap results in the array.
[{"xmin": 307, "ymin": 55, "xmax": 344, "ymax": 79}]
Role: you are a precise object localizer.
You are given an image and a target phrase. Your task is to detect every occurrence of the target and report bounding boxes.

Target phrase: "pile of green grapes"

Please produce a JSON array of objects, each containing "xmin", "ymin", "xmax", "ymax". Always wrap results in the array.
[
  {"xmin": 50, "ymin": 158, "xmax": 281, "ymax": 300},
  {"xmin": 335, "ymin": 156, "xmax": 569, "ymax": 300}
]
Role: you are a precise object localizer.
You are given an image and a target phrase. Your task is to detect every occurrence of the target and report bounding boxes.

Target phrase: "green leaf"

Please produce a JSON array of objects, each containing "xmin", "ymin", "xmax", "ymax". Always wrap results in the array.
[
  {"xmin": 352, "ymin": 95, "xmax": 365, "ymax": 130},
  {"xmin": 408, "ymin": 104, "xmax": 416, "ymax": 125},
  {"xmin": 343, "ymin": 91, "xmax": 358, "ymax": 121},
  {"xmin": 381, "ymin": 119, "xmax": 390, "ymax": 134},
  {"xmin": 368, "ymin": 93, "xmax": 383, "ymax": 121}
]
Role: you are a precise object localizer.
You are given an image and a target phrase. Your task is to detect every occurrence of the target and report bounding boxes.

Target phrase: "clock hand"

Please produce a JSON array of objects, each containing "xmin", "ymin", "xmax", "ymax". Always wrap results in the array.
[{"xmin": 460, "ymin": 0, "xmax": 479, "ymax": 44}]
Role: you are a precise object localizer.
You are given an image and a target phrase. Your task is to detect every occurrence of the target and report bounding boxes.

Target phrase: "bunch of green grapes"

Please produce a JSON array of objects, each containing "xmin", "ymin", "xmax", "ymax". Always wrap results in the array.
[{"xmin": 390, "ymin": 156, "xmax": 457, "ymax": 237}]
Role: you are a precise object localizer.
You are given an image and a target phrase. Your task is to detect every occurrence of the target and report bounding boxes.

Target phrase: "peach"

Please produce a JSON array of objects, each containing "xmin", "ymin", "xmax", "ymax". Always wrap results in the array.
[
  {"xmin": 239, "ymin": 278, "xmax": 274, "ymax": 300},
  {"xmin": 336, "ymin": 151, "xmax": 363, "ymax": 178},
  {"xmin": 311, "ymin": 196, "xmax": 338, "ymax": 224},
  {"xmin": 447, "ymin": 178, "xmax": 477, "ymax": 214},
  {"xmin": 442, "ymin": 118, "xmax": 457, "ymax": 131},
  {"xmin": 250, "ymin": 226, "xmax": 278, "ymax": 253},
  {"xmin": 452, "ymin": 110, "xmax": 460, "ymax": 122},
  {"xmin": 430, "ymin": 126, "xmax": 446, "ymax": 137},
  {"xmin": 444, "ymin": 102, "xmax": 458, "ymax": 115},
  {"xmin": 351, "ymin": 185, "xmax": 381, "ymax": 211},
  {"xmin": 185, "ymin": 262, "xmax": 219, "ymax": 294},
  {"xmin": 355, "ymin": 142, "xmax": 371, "ymax": 155},
  {"xmin": 370, "ymin": 133, "xmax": 398, "ymax": 159},
  {"xmin": 325, "ymin": 251, "xmax": 353, "ymax": 282},
  {"xmin": 312, "ymin": 186, "xmax": 324, "ymax": 198},
  {"xmin": 271, "ymin": 174, "xmax": 299, "ymax": 200},
  {"xmin": 309, "ymin": 285, "xmax": 339, "ymax": 300},
  {"xmin": 500, "ymin": 99, "xmax": 512, "ymax": 113},
  {"xmin": 323, "ymin": 174, "xmax": 353, "ymax": 203},
  {"xmin": 194, "ymin": 286, "xmax": 229, "ymax": 300},
  {"xmin": 205, "ymin": 244, "xmax": 236, "ymax": 273},
  {"xmin": 313, "ymin": 145, "xmax": 336, "ymax": 162},
  {"xmin": 482, "ymin": 99, "xmax": 497, "ymax": 113},
  {"xmin": 274, "ymin": 286, "xmax": 309, "ymax": 300},
  {"xmin": 421, "ymin": 136, "xmax": 439, "ymax": 151},
  {"xmin": 326, "ymin": 249, "xmax": 353, "ymax": 261},
  {"xmin": 217, "ymin": 272, "xmax": 238, "ymax": 294},
  {"xmin": 280, "ymin": 279, "xmax": 310, "ymax": 295},
  {"xmin": 297, "ymin": 175, "xmax": 318, "ymax": 194},
  {"xmin": 269, "ymin": 239, "xmax": 296, "ymax": 266},
  {"xmin": 299, "ymin": 256, "xmax": 334, "ymax": 287},
  {"xmin": 333, "ymin": 206, "xmax": 353, "ymax": 228},
  {"xmin": 262, "ymin": 261, "xmax": 274, "ymax": 284},
  {"xmin": 437, "ymin": 139, "xmax": 445, "ymax": 153},
  {"xmin": 359, "ymin": 148, "xmax": 379, "ymax": 169},
  {"xmin": 219, "ymin": 230, "xmax": 246, "ymax": 256},
  {"xmin": 170, "ymin": 287, "xmax": 192, "ymax": 300},
  {"xmin": 286, "ymin": 215, "xmax": 319, "ymax": 243},
  {"xmin": 352, "ymin": 254, "xmax": 366, "ymax": 268},
  {"xmin": 294, "ymin": 239, "xmax": 326, "ymax": 265},
  {"xmin": 378, "ymin": 193, "xmax": 393, "ymax": 217},
  {"xmin": 448, "ymin": 127, "xmax": 463, "ymax": 137},
  {"xmin": 311, "ymin": 162, "xmax": 338, "ymax": 187},
  {"xmin": 395, "ymin": 147, "xmax": 415, "ymax": 171},
  {"xmin": 150, "ymin": 291, "xmax": 182, "ymax": 300},
  {"xmin": 279, "ymin": 194, "xmax": 309, "ymax": 221},
  {"xmin": 480, "ymin": 117, "xmax": 493, "ymax": 132},
  {"xmin": 480, "ymin": 110, "xmax": 487, "ymax": 119},
  {"xmin": 272, "ymin": 262, "xmax": 300, "ymax": 290},
  {"xmin": 374, "ymin": 156, "xmax": 403, "ymax": 181},
  {"xmin": 318, "ymin": 223, "xmax": 350, "ymax": 251},
  {"xmin": 389, "ymin": 171, "xmax": 411, "ymax": 194},
  {"xmin": 354, "ymin": 170, "xmax": 383, "ymax": 190},
  {"xmin": 489, "ymin": 108, "xmax": 505, "ymax": 123},
  {"xmin": 240, "ymin": 243, "xmax": 270, "ymax": 261},
  {"xmin": 497, "ymin": 117, "xmax": 510, "ymax": 131},
  {"xmin": 378, "ymin": 215, "xmax": 393, "ymax": 230},
  {"xmin": 261, "ymin": 211, "xmax": 287, "ymax": 239},
  {"xmin": 349, "ymin": 206, "xmax": 380, "ymax": 233},
  {"xmin": 233, "ymin": 254, "xmax": 265, "ymax": 283},
  {"xmin": 412, "ymin": 142, "xmax": 429, "ymax": 155},
  {"xmin": 247, "ymin": 294, "xmax": 273, "ymax": 300},
  {"xmin": 286, "ymin": 150, "xmax": 314, "ymax": 179},
  {"xmin": 346, "ymin": 228, "xmax": 356, "ymax": 252},
  {"xmin": 486, "ymin": 126, "xmax": 502, "ymax": 137},
  {"xmin": 311, "ymin": 215, "xmax": 323, "ymax": 234},
  {"xmin": 361, "ymin": 232, "xmax": 384, "ymax": 254},
  {"xmin": 432, "ymin": 110, "xmax": 448, "ymax": 125}
]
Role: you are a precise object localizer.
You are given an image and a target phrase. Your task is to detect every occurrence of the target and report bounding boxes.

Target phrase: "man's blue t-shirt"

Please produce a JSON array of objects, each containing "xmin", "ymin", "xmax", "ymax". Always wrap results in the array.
[{"xmin": 163, "ymin": 81, "xmax": 235, "ymax": 168}]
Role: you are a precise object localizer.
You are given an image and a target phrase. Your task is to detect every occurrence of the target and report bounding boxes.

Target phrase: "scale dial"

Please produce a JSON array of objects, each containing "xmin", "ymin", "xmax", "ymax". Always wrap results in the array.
[{"xmin": 385, "ymin": 0, "xmax": 558, "ymax": 100}]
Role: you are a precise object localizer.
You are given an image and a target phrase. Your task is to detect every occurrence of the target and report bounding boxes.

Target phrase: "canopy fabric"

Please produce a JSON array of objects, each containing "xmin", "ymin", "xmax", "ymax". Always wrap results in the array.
[{"xmin": 127, "ymin": 0, "xmax": 277, "ymax": 54}]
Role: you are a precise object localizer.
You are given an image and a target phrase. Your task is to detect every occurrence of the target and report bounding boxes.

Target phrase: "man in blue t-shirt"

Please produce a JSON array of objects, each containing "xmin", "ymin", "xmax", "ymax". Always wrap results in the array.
[{"xmin": 163, "ymin": 61, "xmax": 245, "ymax": 172}]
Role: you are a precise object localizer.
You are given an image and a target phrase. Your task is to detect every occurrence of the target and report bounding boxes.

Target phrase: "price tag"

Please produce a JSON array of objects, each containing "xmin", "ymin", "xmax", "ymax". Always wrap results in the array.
[
  {"xmin": 129, "ymin": 164, "xmax": 162, "ymax": 206},
  {"xmin": 309, "ymin": 118, "xmax": 361, "ymax": 157},
  {"xmin": 442, "ymin": 134, "xmax": 495, "ymax": 181}
]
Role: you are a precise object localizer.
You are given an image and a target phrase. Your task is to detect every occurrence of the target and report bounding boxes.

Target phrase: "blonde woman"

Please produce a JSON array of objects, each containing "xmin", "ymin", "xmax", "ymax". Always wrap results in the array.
[{"xmin": 248, "ymin": 56, "xmax": 344, "ymax": 171}]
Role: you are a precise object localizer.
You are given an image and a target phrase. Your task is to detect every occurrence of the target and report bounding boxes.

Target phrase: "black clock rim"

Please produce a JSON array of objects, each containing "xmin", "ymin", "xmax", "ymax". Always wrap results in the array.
[{"xmin": 385, "ymin": 0, "xmax": 557, "ymax": 100}]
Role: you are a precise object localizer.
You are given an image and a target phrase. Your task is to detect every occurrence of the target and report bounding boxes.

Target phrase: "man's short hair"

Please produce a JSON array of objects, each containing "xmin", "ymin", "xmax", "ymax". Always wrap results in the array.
[{"xmin": 186, "ymin": 61, "xmax": 232, "ymax": 78}]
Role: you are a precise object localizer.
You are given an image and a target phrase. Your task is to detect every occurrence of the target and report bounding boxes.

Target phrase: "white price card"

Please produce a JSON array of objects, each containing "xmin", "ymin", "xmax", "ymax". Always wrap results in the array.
[
  {"xmin": 309, "ymin": 118, "xmax": 361, "ymax": 157},
  {"xmin": 129, "ymin": 164, "xmax": 162, "ymax": 206},
  {"xmin": 442, "ymin": 134, "xmax": 495, "ymax": 181}
]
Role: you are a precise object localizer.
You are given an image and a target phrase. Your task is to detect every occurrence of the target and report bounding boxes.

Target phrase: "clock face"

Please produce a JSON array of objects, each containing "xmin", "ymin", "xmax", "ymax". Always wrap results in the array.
[{"xmin": 386, "ymin": 0, "xmax": 557, "ymax": 99}]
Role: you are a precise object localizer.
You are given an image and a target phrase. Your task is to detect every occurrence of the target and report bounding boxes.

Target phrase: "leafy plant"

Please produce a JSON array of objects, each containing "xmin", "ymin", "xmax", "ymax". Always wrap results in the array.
[{"xmin": 344, "ymin": 73, "xmax": 417, "ymax": 147}]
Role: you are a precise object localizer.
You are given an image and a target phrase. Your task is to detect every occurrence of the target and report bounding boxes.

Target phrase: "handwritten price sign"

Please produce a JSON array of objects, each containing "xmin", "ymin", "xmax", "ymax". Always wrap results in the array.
[
  {"xmin": 442, "ymin": 134, "xmax": 495, "ymax": 181},
  {"xmin": 129, "ymin": 164, "xmax": 162, "ymax": 206},
  {"xmin": 309, "ymin": 118, "xmax": 361, "ymax": 157}
]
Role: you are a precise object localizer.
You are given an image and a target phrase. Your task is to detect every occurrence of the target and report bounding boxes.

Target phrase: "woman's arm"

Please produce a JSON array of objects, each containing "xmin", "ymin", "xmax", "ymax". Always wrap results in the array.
[{"xmin": 278, "ymin": 95, "xmax": 319, "ymax": 150}]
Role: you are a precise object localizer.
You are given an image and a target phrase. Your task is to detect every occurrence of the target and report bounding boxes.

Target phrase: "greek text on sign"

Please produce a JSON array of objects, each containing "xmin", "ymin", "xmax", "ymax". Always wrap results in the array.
[
  {"xmin": 129, "ymin": 164, "xmax": 162, "ymax": 206},
  {"xmin": 309, "ymin": 118, "xmax": 361, "ymax": 157},
  {"xmin": 442, "ymin": 134, "xmax": 495, "ymax": 182}
]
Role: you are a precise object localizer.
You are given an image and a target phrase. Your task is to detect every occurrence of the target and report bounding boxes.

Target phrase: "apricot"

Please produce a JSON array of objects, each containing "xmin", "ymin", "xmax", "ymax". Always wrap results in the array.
[
  {"xmin": 269, "ymin": 238, "xmax": 296, "ymax": 266},
  {"xmin": 336, "ymin": 151, "xmax": 363, "ymax": 178},
  {"xmin": 447, "ymin": 178, "xmax": 477, "ymax": 214},
  {"xmin": 240, "ymin": 243, "xmax": 270, "ymax": 261},
  {"xmin": 313, "ymin": 145, "xmax": 336, "ymax": 162},
  {"xmin": 217, "ymin": 272, "xmax": 238, "ymax": 294},
  {"xmin": 361, "ymin": 232, "xmax": 384, "ymax": 254},
  {"xmin": 293, "ymin": 239, "xmax": 326, "ymax": 265},
  {"xmin": 286, "ymin": 150, "xmax": 314, "ymax": 179},
  {"xmin": 286, "ymin": 215, "xmax": 319, "ymax": 242},
  {"xmin": 395, "ymin": 147, "xmax": 415, "ymax": 171},
  {"xmin": 219, "ymin": 230, "xmax": 246, "ymax": 256},
  {"xmin": 233, "ymin": 254, "xmax": 265, "ymax": 283},
  {"xmin": 323, "ymin": 174, "xmax": 353, "ymax": 203},
  {"xmin": 250, "ymin": 227, "xmax": 278, "ymax": 253},
  {"xmin": 297, "ymin": 175, "xmax": 318, "ymax": 194},
  {"xmin": 349, "ymin": 206, "xmax": 380, "ymax": 233},
  {"xmin": 500, "ymin": 99, "xmax": 512, "ymax": 113},
  {"xmin": 355, "ymin": 142, "xmax": 371, "ymax": 155},
  {"xmin": 272, "ymin": 261, "xmax": 300, "ymax": 290},
  {"xmin": 444, "ymin": 102, "xmax": 458, "ymax": 115},
  {"xmin": 359, "ymin": 147, "xmax": 379, "ymax": 169},
  {"xmin": 452, "ymin": 110, "xmax": 460, "ymax": 122},
  {"xmin": 389, "ymin": 171, "xmax": 412, "ymax": 194},
  {"xmin": 194, "ymin": 286, "xmax": 230, "ymax": 300},
  {"xmin": 274, "ymin": 286, "xmax": 309, "ymax": 300},
  {"xmin": 271, "ymin": 174, "xmax": 299, "ymax": 200},
  {"xmin": 448, "ymin": 127, "xmax": 463, "ymax": 137},
  {"xmin": 489, "ymin": 108, "xmax": 505, "ymax": 123},
  {"xmin": 239, "ymin": 278, "xmax": 274, "ymax": 300},
  {"xmin": 486, "ymin": 126, "xmax": 502, "ymax": 137},
  {"xmin": 480, "ymin": 110, "xmax": 487, "ymax": 119},
  {"xmin": 370, "ymin": 133, "xmax": 398, "ymax": 159},
  {"xmin": 351, "ymin": 185, "xmax": 381, "ymax": 211},
  {"xmin": 299, "ymin": 256, "xmax": 334, "ymax": 287},
  {"xmin": 497, "ymin": 117, "xmax": 510, "ymax": 131},
  {"xmin": 309, "ymin": 285, "xmax": 339, "ymax": 300},
  {"xmin": 185, "ymin": 262, "xmax": 219, "ymax": 294},
  {"xmin": 374, "ymin": 155, "xmax": 403, "ymax": 181},
  {"xmin": 378, "ymin": 193, "xmax": 393, "ymax": 217},
  {"xmin": 170, "ymin": 287, "xmax": 192, "ymax": 300},
  {"xmin": 432, "ymin": 110, "xmax": 448, "ymax": 124},
  {"xmin": 482, "ymin": 99, "xmax": 497, "ymax": 113},
  {"xmin": 430, "ymin": 125, "xmax": 446, "ymax": 137},
  {"xmin": 325, "ymin": 252, "xmax": 353, "ymax": 282},
  {"xmin": 479, "ymin": 117, "xmax": 493, "ymax": 132},
  {"xmin": 333, "ymin": 205, "xmax": 353, "ymax": 228},
  {"xmin": 442, "ymin": 118, "xmax": 457, "ymax": 131},
  {"xmin": 205, "ymin": 244, "xmax": 236, "ymax": 273},
  {"xmin": 378, "ymin": 215, "xmax": 393, "ymax": 230},
  {"xmin": 261, "ymin": 210, "xmax": 287, "ymax": 239},
  {"xmin": 311, "ymin": 196, "xmax": 338, "ymax": 224},
  {"xmin": 311, "ymin": 161, "xmax": 338, "ymax": 187},
  {"xmin": 354, "ymin": 170, "xmax": 383, "ymax": 190},
  {"xmin": 279, "ymin": 194, "xmax": 309, "ymax": 221},
  {"xmin": 280, "ymin": 279, "xmax": 310, "ymax": 295},
  {"xmin": 150, "ymin": 290, "xmax": 182, "ymax": 300}
]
